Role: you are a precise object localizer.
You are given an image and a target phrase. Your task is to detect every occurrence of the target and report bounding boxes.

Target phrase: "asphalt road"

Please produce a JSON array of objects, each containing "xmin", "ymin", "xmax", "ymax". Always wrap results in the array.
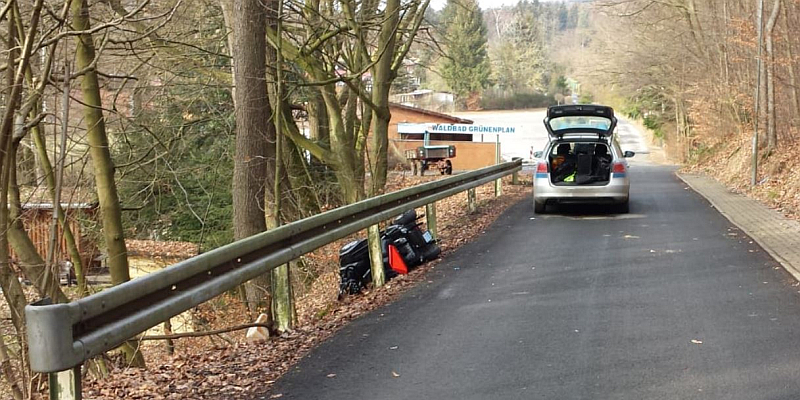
[{"xmin": 270, "ymin": 165, "xmax": 800, "ymax": 399}]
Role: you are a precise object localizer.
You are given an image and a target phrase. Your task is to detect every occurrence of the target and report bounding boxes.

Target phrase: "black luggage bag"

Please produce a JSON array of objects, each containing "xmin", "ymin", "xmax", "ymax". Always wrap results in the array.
[
  {"xmin": 338, "ymin": 209, "xmax": 441, "ymax": 297},
  {"xmin": 391, "ymin": 210, "xmax": 441, "ymax": 263},
  {"xmin": 339, "ymin": 238, "xmax": 396, "ymax": 296}
]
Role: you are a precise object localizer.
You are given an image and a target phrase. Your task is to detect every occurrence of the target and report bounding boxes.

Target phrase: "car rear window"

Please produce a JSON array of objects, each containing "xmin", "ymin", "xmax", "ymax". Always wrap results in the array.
[{"xmin": 548, "ymin": 116, "xmax": 613, "ymax": 132}]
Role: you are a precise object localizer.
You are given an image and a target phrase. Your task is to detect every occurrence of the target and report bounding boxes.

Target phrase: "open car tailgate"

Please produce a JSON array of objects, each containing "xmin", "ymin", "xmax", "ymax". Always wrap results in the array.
[{"xmin": 544, "ymin": 105, "xmax": 617, "ymax": 139}]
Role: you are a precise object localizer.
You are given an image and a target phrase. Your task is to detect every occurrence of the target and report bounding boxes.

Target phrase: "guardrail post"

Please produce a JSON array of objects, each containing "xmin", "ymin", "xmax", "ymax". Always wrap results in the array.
[
  {"xmin": 271, "ymin": 263, "xmax": 294, "ymax": 332},
  {"xmin": 511, "ymin": 157, "xmax": 521, "ymax": 185},
  {"xmin": 467, "ymin": 188, "xmax": 477, "ymax": 214},
  {"xmin": 495, "ymin": 135, "xmax": 502, "ymax": 197},
  {"xmin": 426, "ymin": 202, "xmax": 438, "ymax": 240},
  {"xmin": 367, "ymin": 224, "xmax": 386, "ymax": 287},
  {"xmin": 50, "ymin": 366, "xmax": 81, "ymax": 400}
]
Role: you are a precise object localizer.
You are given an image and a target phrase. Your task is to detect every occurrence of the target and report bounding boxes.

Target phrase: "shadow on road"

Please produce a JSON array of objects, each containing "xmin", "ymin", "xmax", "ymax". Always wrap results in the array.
[{"xmin": 544, "ymin": 202, "xmax": 629, "ymax": 217}]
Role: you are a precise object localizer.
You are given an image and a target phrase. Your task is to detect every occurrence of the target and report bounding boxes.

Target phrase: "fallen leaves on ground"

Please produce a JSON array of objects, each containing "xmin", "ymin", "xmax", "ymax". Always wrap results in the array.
[
  {"xmin": 685, "ymin": 135, "xmax": 800, "ymax": 221},
  {"xmin": 126, "ymin": 240, "xmax": 200, "ymax": 259}
]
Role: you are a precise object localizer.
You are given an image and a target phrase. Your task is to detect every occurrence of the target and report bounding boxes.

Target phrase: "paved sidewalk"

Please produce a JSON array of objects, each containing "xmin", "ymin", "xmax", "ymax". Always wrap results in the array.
[{"xmin": 678, "ymin": 173, "xmax": 800, "ymax": 281}]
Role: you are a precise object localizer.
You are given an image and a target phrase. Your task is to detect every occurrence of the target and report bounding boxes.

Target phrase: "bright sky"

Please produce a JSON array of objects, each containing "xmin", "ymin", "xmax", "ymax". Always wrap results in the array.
[{"xmin": 429, "ymin": 0, "xmax": 522, "ymax": 10}]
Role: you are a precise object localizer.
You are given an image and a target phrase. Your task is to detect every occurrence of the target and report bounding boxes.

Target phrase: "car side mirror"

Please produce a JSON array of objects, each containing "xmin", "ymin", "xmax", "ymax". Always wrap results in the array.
[
  {"xmin": 533, "ymin": 151, "xmax": 543, "ymax": 159},
  {"xmin": 623, "ymin": 151, "xmax": 635, "ymax": 158}
]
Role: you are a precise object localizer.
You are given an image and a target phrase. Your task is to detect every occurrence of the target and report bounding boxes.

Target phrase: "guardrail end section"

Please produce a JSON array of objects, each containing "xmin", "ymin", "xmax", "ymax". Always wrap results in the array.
[{"xmin": 25, "ymin": 299, "xmax": 84, "ymax": 373}]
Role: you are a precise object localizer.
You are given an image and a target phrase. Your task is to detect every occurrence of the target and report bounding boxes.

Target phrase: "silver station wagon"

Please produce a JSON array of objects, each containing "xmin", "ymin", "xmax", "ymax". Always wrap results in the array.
[{"xmin": 532, "ymin": 105, "xmax": 634, "ymax": 214}]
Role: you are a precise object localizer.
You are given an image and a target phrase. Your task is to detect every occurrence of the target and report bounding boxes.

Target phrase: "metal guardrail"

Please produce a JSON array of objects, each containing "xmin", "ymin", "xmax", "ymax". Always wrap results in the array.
[{"xmin": 26, "ymin": 159, "xmax": 522, "ymax": 374}]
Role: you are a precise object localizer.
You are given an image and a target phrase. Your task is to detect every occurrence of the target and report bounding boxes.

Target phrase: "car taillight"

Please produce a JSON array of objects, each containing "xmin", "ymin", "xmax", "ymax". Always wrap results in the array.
[
  {"xmin": 537, "ymin": 162, "xmax": 548, "ymax": 173},
  {"xmin": 612, "ymin": 162, "xmax": 626, "ymax": 174}
]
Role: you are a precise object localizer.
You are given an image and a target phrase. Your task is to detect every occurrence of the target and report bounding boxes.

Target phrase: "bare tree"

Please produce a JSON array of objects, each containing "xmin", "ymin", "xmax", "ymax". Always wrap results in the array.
[
  {"xmin": 70, "ymin": 0, "xmax": 146, "ymax": 367},
  {"xmin": 230, "ymin": 0, "xmax": 275, "ymax": 316},
  {"xmin": 764, "ymin": 0, "xmax": 781, "ymax": 153},
  {"xmin": 585, "ymin": 0, "xmax": 799, "ymax": 171}
]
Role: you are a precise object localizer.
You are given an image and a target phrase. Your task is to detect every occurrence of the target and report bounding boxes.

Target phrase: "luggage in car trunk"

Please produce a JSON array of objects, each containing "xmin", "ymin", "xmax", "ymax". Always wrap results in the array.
[
  {"xmin": 576, "ymin": 153, "xmax": 593, "ymax": 184},
  {"xmin": 551, "ymin": 142, "xmax": 612, "ymax": 186}
]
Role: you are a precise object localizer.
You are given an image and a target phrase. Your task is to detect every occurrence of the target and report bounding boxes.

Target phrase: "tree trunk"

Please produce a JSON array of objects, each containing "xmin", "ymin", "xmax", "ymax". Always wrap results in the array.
[
  {"xmin": 0, "ymin": 5, "xmax": 39, "ymax": 343},
  {"xmin": 307, "ymin": 92, "xmax": 330, "ymax": 149},
  {"xmin": 276, "ymin": 103, "xmax": 323, "ymax": 216},
  {"xmin": 9, "ymin": 3, "xmax": 87, "ymax": 294},
  {"xmin": 8, "ymin": 141, "xmax": 69, "ymax": 303},
  {"xmin": 269, "ymin": 0, "xmax": 294, "ymax": 333},
  {"xmin": 765, "ymin": 0, "xmax": 780, "ymax": 153},
  {"xmin": 369, "ymin": 15, "xmax": 395, "ymax": 195},
  {"xmin": 753, "ymin": 0, "xmax": 765, "ymax": 186},
  {"xmin": 163, "ymin": 319, "xmax": 175, "ymax": 355},
  {"xmin": 355, "ymin": 97, "xmax": 370, "ymax": 194},
  {"xmin": 71, "ymin": 0, "xmax": 145, "ymax": 367},
  {"xmin": 0, "ymin": 333, "xmax": 22, "ymax": 400},
  {"xmin": 722, "ymin": 0, "xmax": 731, "ymax": 86},
  {"xmin": 781, "ymin": 3, "xmax": 800, "ymax": 118},
  {"xmin": 28, "ymin": 105, "xmax": 87, "ymax": 296},
  {"xmin": 674, "ymin": 96, "xmax": 691, "ymax": 161},
  {"xmin": 72, "ymin": 0, "xmax": 128, "ymax": 287},
  {"xmin": 342, "ymin": 88, "xmax": 365, "ymax": 200},
  {"xmin": 369, "ymin": 0, "xmax": 430, "ymax": 195},
  {"xmin": 757, "ymin": 0, "xmax": 768, "ymax": 144},
  {"xmin": 232, "ymin": 0, "xmax": 273, "ymax": 315},
  {"xmin": 219, "ymin": 0, "xmax": 236, "ymax": 108},
  {"xmin": 0, "ymin": 133, "xmax": 27, "ymax": 338},
  {"xmin": 264, "ymin": 0, "xmax": 307, "ymax": 222},
  {"xmin": 321, "ymin": 86, "xmax": 363, "ymax": 203},
  {"xmin": 13, "ymin": 39, "xmax": 88, "ymax": 294},
  {"xmin": 299, "ymin": 0, "xmax": 336, "ymax": 190}
]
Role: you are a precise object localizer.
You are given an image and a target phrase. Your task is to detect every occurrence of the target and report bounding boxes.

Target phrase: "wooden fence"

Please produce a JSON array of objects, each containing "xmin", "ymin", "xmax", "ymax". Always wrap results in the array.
[{"xmin": 10, "ymin": 204, "xmax": 100, "ymax": 271}]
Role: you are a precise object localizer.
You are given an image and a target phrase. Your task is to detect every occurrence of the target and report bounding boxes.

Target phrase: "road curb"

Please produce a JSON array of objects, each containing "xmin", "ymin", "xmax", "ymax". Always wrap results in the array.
[{"xmin": 676, "ymin": 172, "xmax": 800, "ymax": 282}]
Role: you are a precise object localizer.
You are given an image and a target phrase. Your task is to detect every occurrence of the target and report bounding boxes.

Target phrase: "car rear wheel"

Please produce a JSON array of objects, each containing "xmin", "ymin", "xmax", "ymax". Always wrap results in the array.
[{"xmin": 534, "ymin": 200, "xmax": 547, "ymax": 214}]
